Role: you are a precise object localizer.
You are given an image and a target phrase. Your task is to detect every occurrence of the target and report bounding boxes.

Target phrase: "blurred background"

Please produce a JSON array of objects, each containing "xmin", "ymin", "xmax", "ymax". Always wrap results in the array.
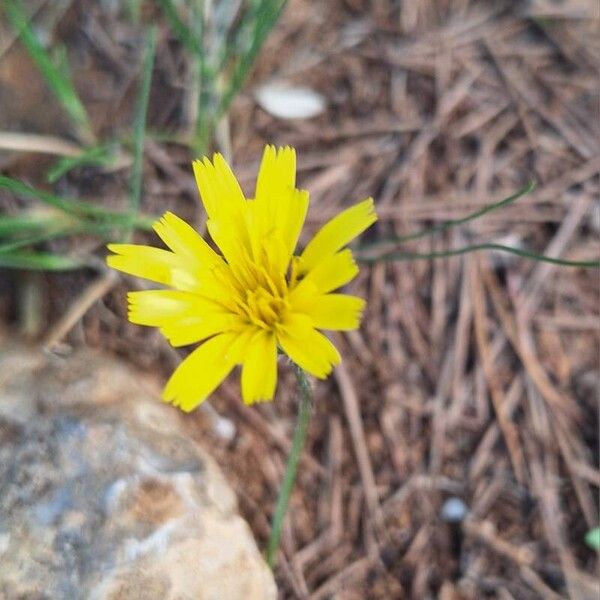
[{"xmin": 0, "ymin": 1, "xmax": 598, "ymax": 598}]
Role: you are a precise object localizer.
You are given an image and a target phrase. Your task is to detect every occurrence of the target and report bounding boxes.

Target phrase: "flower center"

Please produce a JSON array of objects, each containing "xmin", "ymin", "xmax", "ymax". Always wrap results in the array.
[
  {"xmin": 231, "ymin": 254, "xmax": 290, "ymax": 330},
  {"xmin": 244, "ymin": 287, "xmax": 288, "ymax": 328}
]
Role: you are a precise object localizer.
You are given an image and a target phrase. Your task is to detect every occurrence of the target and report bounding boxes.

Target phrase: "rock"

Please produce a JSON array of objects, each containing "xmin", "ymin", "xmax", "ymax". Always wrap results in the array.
[{"xmin": 0, "ymin": 341, "xmax": 276, "ymax": 600}]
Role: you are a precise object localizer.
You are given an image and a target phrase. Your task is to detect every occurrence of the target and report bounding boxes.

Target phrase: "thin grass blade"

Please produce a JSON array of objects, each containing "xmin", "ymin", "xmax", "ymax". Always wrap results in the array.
[
  {"xmin": 128, "ymin": 26, "xmax": 157, "ymax": 236},
  {"xmin": 46, "ymin": 143, "xmax": 119, "ymax": 183},
  {"xmin": 0, "ymin": 251, "xmax": 87, "ymax": 270},
  {"xmin": 4, "ymin": 0, "xmax": 94, "ymax": 144},
  {"xmin": 0, "ymin": 213, "xmax": 72, "ymax": 238},
  {"xmin": 360, "ymin": 182, "xmax": 536, "ymax": 251},
  {"xmin": 0, "ymin": 229, "xmax": 77, "ymax": 253},
  {"xmin": 358, "ymin": 243, "xmax": 600, "ymax": 268},
  {"xmin": 218, "ymin": 0, "xmax": 287, "ymax": 118},
  {"xmin": 0, "ymin": 175, "xmax": 156, "ymax": 229},
  {"xmin": 156, "ymin": 0, "xmax": 203, "ymax": 55}
]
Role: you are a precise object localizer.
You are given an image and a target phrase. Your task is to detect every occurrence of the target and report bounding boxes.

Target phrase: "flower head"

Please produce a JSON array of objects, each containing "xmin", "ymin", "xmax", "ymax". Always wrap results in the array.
[{"xmin": 107, "ymin": 146, "xmax": 376, "ymax": 411}]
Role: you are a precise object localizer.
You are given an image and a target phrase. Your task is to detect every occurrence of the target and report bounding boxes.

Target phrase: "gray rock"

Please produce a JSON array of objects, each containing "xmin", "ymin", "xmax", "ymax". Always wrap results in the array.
[{"xmin": 0, "ymin": 342, "xmax": 276, "ymax": 600}]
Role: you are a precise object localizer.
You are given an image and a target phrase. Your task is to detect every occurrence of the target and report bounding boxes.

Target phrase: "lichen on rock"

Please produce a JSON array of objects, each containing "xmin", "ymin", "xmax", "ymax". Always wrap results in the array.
[{"xmin": 0, "ymin": 342, "xmax": 276, "ymax": 600}]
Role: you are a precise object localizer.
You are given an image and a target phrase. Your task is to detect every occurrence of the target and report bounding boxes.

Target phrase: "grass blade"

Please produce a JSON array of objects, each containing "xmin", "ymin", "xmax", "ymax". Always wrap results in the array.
[
  {"xmin": 0, "ymin": 251, "xmax": 87, "ymax": 270},
  {"xmin": 156, "ymin": 0, "xmax": 203, "ymax": 55},
  {"xmin": 0, "ymin": 229, "xmax": 75, "ymax": 253},
  {"xmin": 218, "ymin": 0, "xmax": 286, "ymax": 118},
  {"xmin": 0, "ymin": 214, "xmax": 157, "ymax": 255},
  {"xmin": 0, "ymin": 175, "xmax": 156, "ymax": 229},
  {"xmin": 46, "ymin": 143, "xmax": 118, "ymax": 183},
  {"xmin": 0, "ymin": 174, "xmax": 103, "ymax": 217},
  {"xmin": 4, "ymin": 0, "xmax": 94, "ymax": 144},
  {"xmin": 157, "ymin": 0, "xmax": 286, "ymax": 154},
  {"xmin": 0, "ymin": 213, "xmax": 71, "ymax": 237},
  {"xmin": 156, "ymin": 0, "xmax": 213, "ymax": 155},
  {"xmin": 129, "ymin": 26, "xmax": 157, "ymax": 229},
  {"xmin": 192, "ymin": 0, "xmax": 212, "ymax": 157}
]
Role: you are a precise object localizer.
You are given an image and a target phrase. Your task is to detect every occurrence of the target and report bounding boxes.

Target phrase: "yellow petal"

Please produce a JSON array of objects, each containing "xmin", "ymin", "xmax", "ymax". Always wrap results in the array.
[
  {"xmin": 295, "ymin": 249, "xmax": 358, "ymax": 295},
  {"xmin": 192, "ymin": 154, "xmax": 251, "ymax": 264},
  {"xmin": 107, "ymin": 244, "xmax": 197, "ymax": 290},
  {"xmin": 253, "ymin": 146, "xmax": 307, "ymax": 257},
  {"xmin": 224, "ymin": 326, "xmax": 259, "ymax": 364},
  {"xmin": 283, "ymin": 188, "xmax": 309, "ymax": 255},
  {"xmin": 161, "ymin": 314, "xmax": 245, "ymax": 347},
  {"xmin": 153, "ymin": 211, "xmax": 223, "ymax": 269},
  {"xmin": 151, "ymin": 212, "xmax": 243, "ymax": 303},
  {"xmin": 192, "ymin": 154, "xmax": 246, "ymax": 220},
  {"xmin": 162, "ymin": 333, "xmax": 237, "ymax": 411},
  {"xmin": 241, "ymin": 330, "xmax": 277, "ymax": 404},
  {"xmin": 249, "ymin": 234, "xmax": 289, "ymax": 287},
  {"xmin": 255, "ymin": 145, "xmax": 296, "ymax": 206},
  {"xmin": 299, "ymin": 198, "xmax": 376, "ymax": 273},
  {"xmin": 277, "ymin": 313, "xmax": 341, "ymax": 378},
  {"xmin": 127, "ymin": 290, "xmax": 244, "ymax": 346},
  {"xmin": 300, "ymin": 293, "xmax": 365, "ymax": 331},
  {"xmin": 127, "ymin": 290, "xmax": 208, "ymax": 325}
]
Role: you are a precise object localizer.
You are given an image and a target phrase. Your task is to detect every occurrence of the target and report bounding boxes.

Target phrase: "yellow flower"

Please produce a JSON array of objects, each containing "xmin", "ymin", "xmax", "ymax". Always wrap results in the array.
[{"xmin": 107, "ymin": 146, "xmax": 376, "ymax": 411}]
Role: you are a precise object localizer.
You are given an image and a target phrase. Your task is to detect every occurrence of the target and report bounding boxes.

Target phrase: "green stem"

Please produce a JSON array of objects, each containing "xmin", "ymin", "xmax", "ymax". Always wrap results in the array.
[
  {"xmin": 358, "ymin": 181, "xmax": 536, "ymax": 250},
  {"xmin": 266, "ymin": 366, "xmax": 312, "ymax": 568},
  {"xmin": 357, "ymin": 243, "xmax": 600, "ymax": 268}
]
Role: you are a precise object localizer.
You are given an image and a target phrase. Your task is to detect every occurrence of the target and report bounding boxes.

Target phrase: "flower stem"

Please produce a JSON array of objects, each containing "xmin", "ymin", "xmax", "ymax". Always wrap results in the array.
[{"xmin": 266, "ymin": 366, "xmax": 312, "ymax": 568}]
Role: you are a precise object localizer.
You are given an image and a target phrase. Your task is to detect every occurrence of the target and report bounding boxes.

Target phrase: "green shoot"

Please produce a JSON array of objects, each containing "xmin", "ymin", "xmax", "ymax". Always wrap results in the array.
[
  {"xmin": 157, "ymin": 0, "xmax": 287, "ymax": 154},
  {"xmin": 0, "ymin": 230, "xmax": 77, "ymax": 254}
]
